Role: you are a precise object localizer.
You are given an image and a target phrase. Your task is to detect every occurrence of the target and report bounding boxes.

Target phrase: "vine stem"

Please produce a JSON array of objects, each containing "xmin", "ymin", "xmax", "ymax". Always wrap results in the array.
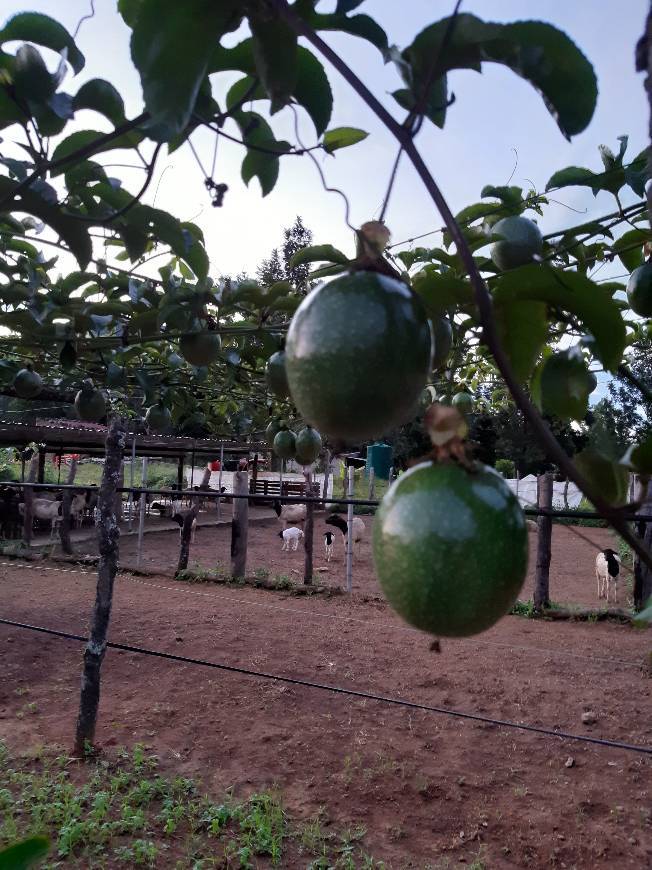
[{"xmin": 270, "ymin": 0, "xmax": 652, "ymax": 574}]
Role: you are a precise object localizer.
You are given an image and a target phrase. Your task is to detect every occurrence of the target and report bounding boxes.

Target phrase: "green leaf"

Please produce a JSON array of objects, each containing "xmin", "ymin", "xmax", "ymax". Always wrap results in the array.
[
  {"xmin": 130, "ymin": 0, "xmax": 243, "ymax": 139},
  {"xmin": 290, "ymin": 244, "xmax": 350, "ymax": 268},
  {"xmin": 0, "ymin": 12, "xmax": 84, "ymax": 73},
  {"xmin": 249, "ymin": 12, "xmax": 297, "ymax": 111},
  {"xmin": 0, "ymin": 836, "xmax": 49, "ymax": 869},
  {"xmin": 73, "ymin": 79, "xmax": 126, "ymax": 126},
  {"xmin": 50, "ymin": 129, "xmax": 143, "ymax": 175},
  {"xmin": 0, "ymin": 176, "xmax": 91, "ymax": 267},
  {"xmin": 294, "ymin": 47, "xmax": 332, "ymax": 136},
  {"xmin": 302, "ymin": 10, "xmax": 388, "ymax": 57},
  {"xmin": 546, "ymin": 166, "xmax": 600, "ymax": 194},
  {"xmin": 492, "ymin": 264, "xmax": 626, "ymax": 372},
  {"xmin": 494, "ymin": 300, "xmax": 547, "ymax": 382},
  {"xmin": 118, "ymin": 0, "xmax": 142, "ymax": 28},
  {"xmin": 624, "ymin": 148, "xmax": 649, "ymax": 197},
  {"xmin": 309, "ymin": 263, "xmax": 347, "ymax": 280},
  {"xmin": 574, "ymin": 449, "xmax": 629, "ymax": 506},
  {"xmin": 412, "ymin": 267, "xmax": 474, "ymax": 316},
  {"xmin": 13, "ymin": 44, "xmax": 54, "ymax": 102},
  {"xmin": 392, "ymin": 75, "xmax": 448, "ymax": 128},
  {"xmin": 398, "ymin": 15, "xmax": 596, "ymax": 138},
  {"xmin": 626, "ymin": 434, "xmax": 652, "ymax": 474},
  {"xmin": 322, "ymin": 126, "xmax": 368, "ymax": 154},
  {"xmin": 234, "ymin": 110, "xmax": 289, "ymax": 196},
  {"xmin": 336, "ymin": 1, "xmax": 366, "ymax": 12},
  {"xmin": 611, "ymin": 228, "xmax": 652, "ymax": 272},
  {"xmin": 0, "ymin": 87, "xmax": 24, "ymax": 130}
]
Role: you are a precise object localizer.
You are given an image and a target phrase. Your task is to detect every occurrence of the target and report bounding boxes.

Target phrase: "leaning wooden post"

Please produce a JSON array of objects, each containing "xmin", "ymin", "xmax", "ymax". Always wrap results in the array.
[
  {"xmin": 534, "ymin": 471, "xmax": 553, "ymax": 611},
  {"xmin": 368, "ymin": 466, "xmax": 375, "ymax": 500},
  {"xmin": 303, "ymin": 467, "xmax": 314, "ymax": 584},
  {"xmin": 216, "ymin": 442, "xmax": 224, "ymax": 520},
  {"xmin": 58, "ymin": 456, "xmax": 79, "ymax": 555},
  {"xmin": 176, "ymin": 500, "xmax": 199, "ymax": 576},
  {"xmin": 230, "ymin": 470, "xmax": 248, "ymax": 579},
  {"xmin": 345, "ymin": 465, "xmax": 355, "ymax": 593},
  {"xmin": 634, "ymin": 476, "xmax": 652, "ymax": 610},
  {"xmin": 136, "ymin": 457, "xmax": 148, "ymax": 569},
  {"xmin": 21, "ymin": 453, "xmax": 40, "ymax": 546},
  {"xmin": 74, "ymin": 416, "xmax": 126, "ymax": 756}
]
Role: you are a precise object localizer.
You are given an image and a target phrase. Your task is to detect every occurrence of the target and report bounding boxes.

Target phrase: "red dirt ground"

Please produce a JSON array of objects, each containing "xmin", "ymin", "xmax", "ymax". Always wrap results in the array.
[{"xmin": 0, "ymin": 521, "xmax": 650, "ymax": 868}]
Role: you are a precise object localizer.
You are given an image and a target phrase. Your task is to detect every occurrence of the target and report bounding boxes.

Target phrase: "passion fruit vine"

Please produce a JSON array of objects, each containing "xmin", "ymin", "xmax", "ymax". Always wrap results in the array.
[
  {"xmin": 372, "ymin": 404, "xmax": 528, "ymax": 638},
  {"xmin": 285, "ymin": 271, "xmax": 432, "ymax": 441}
]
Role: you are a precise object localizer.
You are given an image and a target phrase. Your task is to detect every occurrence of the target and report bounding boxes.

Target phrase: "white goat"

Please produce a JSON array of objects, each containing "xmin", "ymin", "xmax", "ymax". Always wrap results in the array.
[
  {"xmin": 325, "ymin": 514, "xmax": 365, "ymax": 556},
  {"xmin": 19, "ymin": 498, "xmax": 62, "ymax": 537},
  {"xmin": 278, "ymin": 527, "xmax": 304, "ymax": 551},
  {"xmin": 273, "ymin": 499, "xmax": 307, "ymax": 527},
  {"xmin": 596, "ymin": 548, "xmax": 621, "ymax": 603},
  {"xmin": 324, "ymin": 530, "xmax": 335, "ymax": 562}
]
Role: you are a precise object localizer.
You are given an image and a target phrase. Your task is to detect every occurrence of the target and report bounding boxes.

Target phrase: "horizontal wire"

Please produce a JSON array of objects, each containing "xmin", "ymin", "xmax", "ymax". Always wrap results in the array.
[{"xmin": 0, "ymin": 616, "xmax": 649, "ymax": 755}]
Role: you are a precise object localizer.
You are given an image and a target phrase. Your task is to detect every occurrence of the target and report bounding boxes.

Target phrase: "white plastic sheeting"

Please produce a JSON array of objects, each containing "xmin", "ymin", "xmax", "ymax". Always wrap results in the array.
[{"xmin": 504, "ymin": 474, "xmax": 582, "ymax": 509}]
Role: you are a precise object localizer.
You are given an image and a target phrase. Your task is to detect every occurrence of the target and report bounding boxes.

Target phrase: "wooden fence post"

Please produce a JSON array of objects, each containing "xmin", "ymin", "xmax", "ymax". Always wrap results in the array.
[
  {"xmin": 322, "ymin": 450, "xmax": 331, "ymax": 501},
  {"xmin": 304, "ymin": 468, "xmax": 314, "ymax": 584},
  {"xmin": 176, "ymin": 501, "xmax": 199, "ymax": 576},
  {"xmin": 634, "ymin": 476, "xmax": 652, "ymax": 610},
  {"xmin": 534, "ymin": 471, "xmax": 553, "ymax": 610},
  {"xmin": 368, "ymin": 466, "xmax": 375, "ymax": 500},
  {"xmin": 58, "ymin": 456, "xmax": 78, "ymax": 555},
  {"xmin": 136, "ymin": 457, "xmax": 148, "ymax": 569},
  {"xmin": 21, "ymin": 453, "xmax": 39, "ymax": 545},
  {"xmin": 345, "ymin": 465, "xmax": 354, "ymax": 593},
  {"xmin": 74, "ymin": 416, "xmax": 126, "ymax": 755},
  {"xmin": 231, "ymin": 471, "xmax": 248, "ymax": 579},
  {"xmin": 37, "ymin": 446, "xmax": 46, "ymax": 483}
]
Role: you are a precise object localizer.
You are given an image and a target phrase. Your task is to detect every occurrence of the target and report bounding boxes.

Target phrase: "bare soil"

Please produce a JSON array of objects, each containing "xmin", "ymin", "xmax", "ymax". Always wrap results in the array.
[{"xmin": 0, "ymin": 520, "xmax": 650, "ymax": 868}]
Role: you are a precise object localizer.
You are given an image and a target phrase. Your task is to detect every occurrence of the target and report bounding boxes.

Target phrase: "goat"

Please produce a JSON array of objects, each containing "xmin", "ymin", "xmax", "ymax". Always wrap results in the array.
[
  {"xmin": 19, "ymin": 498, "xmax": 62, "ymax": 537},
  {"xmin": 324, "ymin": 530, "xmax": 334, "ymax": 562},
  {"xmin": 596, "ymin": 548, "xmax": 621, "ymax": 603},
  {"xmin": 325, "ymin": 513, "xmax": 365, "ymax": 556},
  {"xmin": 272, "ymin": 499, "xmax": 307, "ymax": 527},
  {"xmin": 171, "ymin": 510, "xmax": 197, "ymax": 543},
  {"xmin": 278, "ymin": 527, "xmax": 304, "ymax": 551}
]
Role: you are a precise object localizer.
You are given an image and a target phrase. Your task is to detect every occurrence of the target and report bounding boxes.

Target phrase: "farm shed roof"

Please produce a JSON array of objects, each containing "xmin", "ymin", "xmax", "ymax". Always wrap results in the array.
[{"xmin": 0, "ymin": 420, "xmax": 267, "ymax": 459}]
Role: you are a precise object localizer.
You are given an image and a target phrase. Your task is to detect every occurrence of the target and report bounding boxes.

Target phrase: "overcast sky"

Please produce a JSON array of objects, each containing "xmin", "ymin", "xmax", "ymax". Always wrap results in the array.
[{"xmin": 2, "ymin": 0, "xmax": 648, "ymax": 279}]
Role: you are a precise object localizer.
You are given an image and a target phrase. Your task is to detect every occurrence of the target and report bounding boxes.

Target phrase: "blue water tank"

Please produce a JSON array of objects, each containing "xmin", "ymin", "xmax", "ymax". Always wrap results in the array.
[{"xmin": 365, "ymin": 442, "xmax": 393, "ymax": 480}]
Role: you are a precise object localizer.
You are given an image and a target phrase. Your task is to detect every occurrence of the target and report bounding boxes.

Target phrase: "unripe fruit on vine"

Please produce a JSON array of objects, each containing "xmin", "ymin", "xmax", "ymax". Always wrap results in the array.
[
  {"xmin": 451, "ymin": 391, "xmax": 473, "ymax": 413},
  {"xmin": 265, "ymin": 418, "xmax": 282, "ymax": 446},
  {"xmin": 539, "ymin": 350, "xmax": 594, "ymax": 420},
  {"xmin": 265, "ymin": 350, "xmax": 289, "ymax": 399},
  {"xmin": 145, "ymin": 403, "xmax": 172, "ymax": 432},
  {"xmin": 273, "ymin": 427, "xmax": 296, "ymax": 459},
  {"xmin": 75, "ymin": 380, "xmax": 106, "ymax": 422},
  {"xmin": 179, "ymin": 331, "xmax": 221, "ymax": 366},
  {"xmin": 295, "ymin": 425, "xmax": 322, "ymax": 465},
  {"xmin": 491, "ymin": 216, "xmax": 543, "ymax": 271},
  {"xmin": 14, "ymin": 365, "xmax": 42, "ymax": 399},
  {"xmin": 373, "ymin": 461, "xmax": 528, "ymax": 637},
  {"xmin": 285, "ymin": 271, "xmax": 432, "ymax": 440},
  {"xmin": 626, "ymin": 262, "xmax": 652, "ymax": 318},
  {"xmin": 431, "ymin": 316, "xmax": 453, "ymax": 370}
]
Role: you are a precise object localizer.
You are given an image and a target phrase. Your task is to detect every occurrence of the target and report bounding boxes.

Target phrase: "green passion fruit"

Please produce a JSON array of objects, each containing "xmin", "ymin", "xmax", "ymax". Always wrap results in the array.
[
  {"xmin": 145, "ymin": 403, "xmax": 172, "ymax": 432},
  {"xmin": 491, "ymin": 216, "xmax": 543, "ymax": 271},
  {"xmin": 265, "ymin": 418, "xmax": 283, "ymax": 446},
  {"xmin": 265, "ymin": 351, "xmax": 289, "ymax": 399},
  {"xmin": 373, "ymin": 461, "xmax": 528, "ymax": 637},
  {"xmin": 431, "ymin": 316, "xmax": 453, "ymax": 370},
  {"xmin": 13, "ymin": 366, "xmax": 42, "ymax": 399},
  {"xmin": 285, "ymin": 271, "xmax": 432, "ymax": 441},
  {"xmin": 626, "ymin": 262, "xmax": 652, "ymax": 318},
  {"xmin": 295, "ymin": 425, "xmax": 322, "ymax": 465},
  {"xmin": 273, "ymin": 427, "xmax": 296, "ymax": 459},
  {"xmin": 451, "ymin": 391, "xmax": 473, "ymax": 413},
  {"xmin": 179, "ymin": 331, "xmax": 221, "ymax": 367},
  {"xmin": 75, "ymin": 380, "xmax": 106, "ymax": 422},
  {"xmin": 539, "ymin": 351, "xmax": 594, "ymax": 420}
]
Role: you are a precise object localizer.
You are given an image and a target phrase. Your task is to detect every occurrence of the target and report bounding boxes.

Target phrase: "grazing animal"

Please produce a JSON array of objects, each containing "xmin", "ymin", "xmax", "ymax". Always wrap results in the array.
[
  {"xmin": 324, "ymin": 530, "xmax": 335, "ymax": 562},
  {"xmin": 171, "ymin": 510, "xmax": 197, "ymax": 543},
  {"xmin": 278, "ymin": 526, "xmax": 304, "ymax": 551},
  {"xmin": 596, "ymin": 548, "xmax": 621, "ymax": 603},
  {"xmin": 325, "ymin": 513, "xmax": 365, "ymax": 556},
  {"xmin": 70, "ymin": 493, "xmax": 86, "ymax": 527},
  {"xmin": 19, "ymin": 498, "xmax": 63, "ymax": 537},
  {"xmin": 272, "ymin": 499, "xmax": 307, "ymax": 527}
]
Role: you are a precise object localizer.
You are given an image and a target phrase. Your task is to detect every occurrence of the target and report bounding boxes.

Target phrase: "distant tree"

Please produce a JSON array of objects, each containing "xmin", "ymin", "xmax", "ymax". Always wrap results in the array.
[
  {"xmin": 256, "ymin": 216, "xmax": 313, "ymax": 292},
  {"xmin": 256, "ymin": 247, "xmax": 284, "ymax": 287},
  {"xmin": 607, "ymin": 338, "xmax": 652, "ymax": 441}
]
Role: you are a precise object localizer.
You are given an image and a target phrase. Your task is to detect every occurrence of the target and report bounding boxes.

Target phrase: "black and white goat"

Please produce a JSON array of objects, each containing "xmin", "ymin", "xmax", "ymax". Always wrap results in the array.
[
  {"xmin": 325, "ymin": 513, "xmax": 365, "ymax": 556},
  {"xmin": 278, "ymin": 526, "xmax": 304, "ymax": 551},
  {"xmin": 272, "ymin": 499, "xmax": 307, "ymax": 527},
  {"xmin": 596, "ymin": 548, "xmax": 621, "ymax": 603},
  {"xmin": 171, "ymin": 502, "xmax": 197, "ymax": 543},
  {"xmin": 323, "ymin": 530, "xmax": 335, "ymax": 562}
]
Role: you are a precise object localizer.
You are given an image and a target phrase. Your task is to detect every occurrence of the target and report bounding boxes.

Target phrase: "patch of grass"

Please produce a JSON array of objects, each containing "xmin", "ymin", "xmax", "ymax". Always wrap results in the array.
[{"xmin": 0, "ymin": 740, "xmax": 381, "ymax": 868}]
